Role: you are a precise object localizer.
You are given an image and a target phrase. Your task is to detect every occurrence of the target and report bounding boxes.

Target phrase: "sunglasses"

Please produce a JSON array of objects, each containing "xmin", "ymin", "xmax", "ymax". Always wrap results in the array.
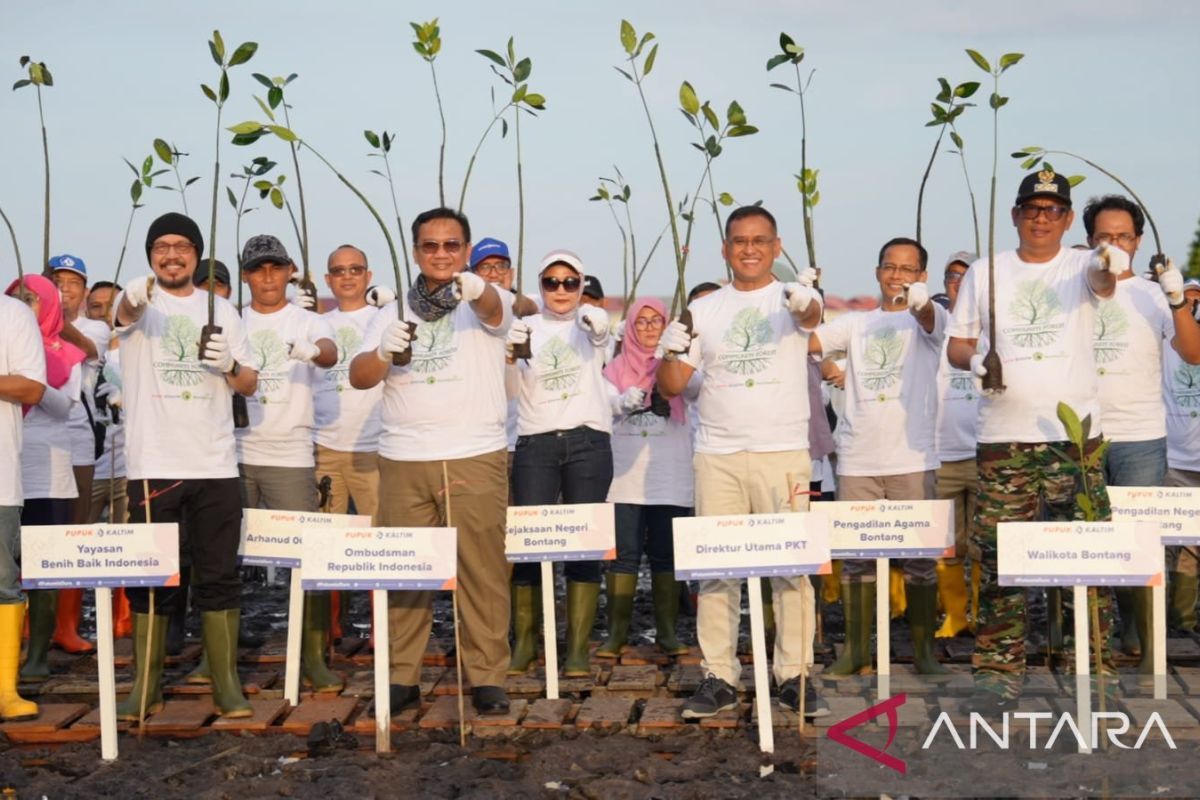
[
  {"xmin": 1015, "ymin": 203, "xmax": 1069, "ymax": 221},
  {"xmin": 328, "ymin": 265, "xmax": 367, "ymax": 277},
  {"xmin": 541, "ymin": 276, "xmax": 581, "ymax": 292},
  {"xmin": 417, "ymin": 239, "xmax": 464, "ymax": 256}
]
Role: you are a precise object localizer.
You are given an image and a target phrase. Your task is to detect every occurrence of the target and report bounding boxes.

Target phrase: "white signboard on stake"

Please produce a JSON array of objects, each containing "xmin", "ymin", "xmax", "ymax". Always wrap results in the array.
[
  {"xmin": 239, "ymin": 508, "xmax": 370, "ymax": 567},
  {"xmin": 672, "ymin": 512, "xmax": 832, "ymax": 580},
  {"xmin": 300, "ymin": 526, "xmax": 458, "ymax": 591},
  {"xmin": 813, "ymin": 499, "xmax": 955, "ymax": 558},
  {"xmin": 505, "ymin": 503, "xmax": 616, "ymax": 562}
]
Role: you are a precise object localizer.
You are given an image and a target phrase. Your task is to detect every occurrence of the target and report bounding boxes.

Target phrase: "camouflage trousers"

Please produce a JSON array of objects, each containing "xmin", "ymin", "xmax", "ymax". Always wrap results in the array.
[{"xmin": 971, "ymin": 438, "xmax": 1116, "ymax": 699}]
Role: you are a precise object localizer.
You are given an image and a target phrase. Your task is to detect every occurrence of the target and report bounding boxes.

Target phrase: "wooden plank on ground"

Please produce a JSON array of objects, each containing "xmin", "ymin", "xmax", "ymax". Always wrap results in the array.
[
  {"xmin": 575, "ymin": 697, "xmax": 635, "ymax": 731},
  {"xmin": 143, "ymin": 700, "xmax": 214, "ymax": 735},
  {"xmin": 419, "ymin": 695, "xmax": 473, "ymax": 729},
  {"xmin": 433, "ymin": 669, "xmax": 473, "ymax": 696},
  {"xmin": 164, "ymin": 643, "xmax": 202, "ymax": 666},
  {"xmin": 278, "ymin": 695, "xmax": 357, "ymax": 734},
  {"xmin": 74, "ymin": 706, "xmax": 131, "ymax": 732},
  {"xmin": 605, "ymin": 665, "xmax": 660, "ymax": 693},
  {"xmin": 620, "ymin": 645, "xmax": 670, "ymax": 666},
  {"xmin": 636, "ymin": 697, "xmax": 686, "ymax": 735},
  {"xmin": 504, "ymin": 669, "xmax": 545, "ymax": 696},
  {"xmin": 0, "ymin": 702, "xmax": 89, "ymax": 735},
  {"xmin": 814, "ymin": 696, "xmax": 869, "ymax": 728},
  {"xmin": 473, "ymin": 698, "xmax": 528, "ymax": 728},
  {"xmin": 521, "ymin": 698, "xmax": 572, "ymax": 730},
  {"xmin": 210, "ymin": 698, "xmax": 289, "ymax": 732},
  {"xmin": 349, "ymin": 703, "xmax": 422, "ymax": 734},
  {"xmin": 697, "ymin": 703, "xmax": 742, "ymax": 729}
]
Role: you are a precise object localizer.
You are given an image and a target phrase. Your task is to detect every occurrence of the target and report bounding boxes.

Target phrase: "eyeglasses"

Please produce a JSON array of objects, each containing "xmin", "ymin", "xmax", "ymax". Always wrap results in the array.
[
  {"xmin": 328, "ymin": 265, "xmax": 367, "ymax": 277},
  {"xmin": 541, "ymin": 276, "xmax": 581, "ymax": 292},
  {"xmin": 1092, "ymin": 233, "xmax": 1138, "ymax": 247},
  {"xmin": 633, "ymin": 316, "xmax": 665, "ymax": 330},
  {"xmin": 944, "ymin": 271, "xmax": 966, "ymax": 283},
  {"xmin": 151, "ymin": 242, "xmax": 197, "ymax": 256},
  {"xmin": 1016, "ymin": 203, "xmax": 1070, "ymax": 221},
  {"xmin": 474, "ymin": 262, "xmax": 512, "ymax": 275},
  {"xmin": 879, "ymin": 264, "xmax": 923, "ymax": 278},
  {"xmin": 727, "ymin": 236, "xmax": 777, "ymax": 251},
  {"xmin": 417, "ymin": 239, "xmax": 464, "ymax": 256}
]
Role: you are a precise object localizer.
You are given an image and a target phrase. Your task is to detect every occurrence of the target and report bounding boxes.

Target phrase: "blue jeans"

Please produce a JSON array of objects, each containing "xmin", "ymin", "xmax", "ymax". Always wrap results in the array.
[
  {"xmin": 512, "ymin": 426, "xmax": 613, "ymax": 585},
  {"xmin": 611, "ymin": 503, "xmax": 690, "ymax": 574},
  {"xmin": 1104, "ymin": 438, "xmax": 1167, "ymax": 487},
  {"xmin": 0, "ymin": 506, "xmax": 21, "ymax": 604}
]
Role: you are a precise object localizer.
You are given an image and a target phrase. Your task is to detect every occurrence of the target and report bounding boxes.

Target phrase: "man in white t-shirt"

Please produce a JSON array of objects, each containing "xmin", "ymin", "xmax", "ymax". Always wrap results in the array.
[
  {"xmin": 0, "ymin": 296, "xmax": 46, "ymax": 720},
  {"xmin": 1082, "ymin": 194, "xmax": 1200, "ymax": 673},
  {"xmin": 113, "ymin": 212, "xmax": 259, "ymax": 720},
  {"xmin": 947, "ymin": 171, "xmax": 1126, "ymax": 710},
  {"xmin": 657, "ymin": 205, "xmax": 828, "ymax": 720},
  {"xmin": 809, "ymin": 237, "xmax": 951, "ymax": 677},
  {"xmin": 1164, "ymin": 281, "xmax": 1200, "ymax": 634},
  {"xmin": 350, "ymin": 207, "xmax": 513, "ymax": 717}
]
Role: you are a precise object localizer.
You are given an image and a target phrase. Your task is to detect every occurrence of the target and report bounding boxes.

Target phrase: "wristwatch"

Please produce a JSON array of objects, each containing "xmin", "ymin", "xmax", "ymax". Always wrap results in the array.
[
  {"xmin": 1171, "ymin": 298, "xmax": 1189, "ymax": 311},
  {"xmin": 228, "ymin": 360, "xmax": 241, "ymax": 377}
]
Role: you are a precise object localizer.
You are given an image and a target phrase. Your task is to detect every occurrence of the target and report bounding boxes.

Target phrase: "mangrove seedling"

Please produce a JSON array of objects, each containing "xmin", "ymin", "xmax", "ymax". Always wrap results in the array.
[
  {"xmin": 767, "ymin": 33, "xmax": 819, "ymax": 271},
  {"xmin": 114, "ymin": 154, "xmax": 165, "ymax": 290},
  {"xmin": 411, "ymin": 19, "xmax": 448, "ymax": 206},
  {"xmin": 13, "ymin": 56, "xmax": 54, "ymax": 273},
  {"xmin": 364, "ymin": 128, "xmax": 412, "ymax": 289},
  {"xmin": 915, "ymin": 77, "xmax": 981, "ymax": 251},
  {"xmin": 226, "ymin": 155, "xmax": 279, "ymax": 303},
  {"xmin": 588, "ymin": 167, "xmax": 669, "ymax": 310},
  {"xmin": 152, "ymin": 138, "xmax": 201, "ymax": 215}
]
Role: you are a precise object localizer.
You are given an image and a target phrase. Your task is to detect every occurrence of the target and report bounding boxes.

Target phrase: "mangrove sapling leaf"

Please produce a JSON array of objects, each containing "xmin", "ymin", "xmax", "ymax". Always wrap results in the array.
[
  {"xmin": 13, "ymin": 56, "xmax": 55, "ymax": 273},
  {"xmin": 248, "ymin": 74, "xmax": 311, "ymax": 280},
  {"xmin": 766, "ymin": 33, "xmax": 818, "ymax": 272},
  {"xmin": 228, "ymin": 156, "xmax": 277, "ymax": 278},
  {"xmin": 915, "ymin": 77, "xmax": 980, "ymax": 249},
  {"xmin": 411, "ymin": 18, "xmax": 448, "ymax": 206},
  {"xmin": 152, "ymin": 138, "xmax": 197, "ymax": 214},
  {"xmin": 363, "ymin": 127, "xmax": 413, "ymax": 287},
  {"xmin": 112, "ymin": 151, "xmax": 158, "ymax": 292}
]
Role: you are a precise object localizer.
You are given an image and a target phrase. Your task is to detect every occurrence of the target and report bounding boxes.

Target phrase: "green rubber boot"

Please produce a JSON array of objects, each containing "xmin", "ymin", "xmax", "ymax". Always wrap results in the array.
[
  {"xmin": 507, "ymin": 584, "xmax": 541, "ymax": 674},
  {"xmin": 302, "ymin": 592, "xmax": 344, "ymax": 692},
  {"xmin": 596, "ymin": 572, "xmax": 637, "ymax": 658},
  {"xmin": 185, "ymin": 650, "xmax": 211, "ymax": 684},
  {"xmin": 651, "ymin": 572, "xmax": 689, "ymax": 656},
  {"xmin": 907, "ymin": 583, "xmax": 950, "ymax": 676},
  {"xmin": 1115, "ymin": 587, "xmax": 1141, "ymax": 656},
  {"xmin": 563, "ymin": 581, "xmax": 600, "ymax": 677},
  {"xmin": 201, "ymin": 609, "xmax": 251, "ymax": 718},
  {"xmin": 19, "ymin": 590, "xmax": 57, "ymax": 682},
  {"xmin": 825, "ymin": 582, "xmax": 875, "ymax": 679},
  {"xmin": 115, "ymin": 613, "xmax": 168, "ymax": 720},
  {"xmin": 1169, "ymin": 572, "xmax": 1198, "ymax": 633}
]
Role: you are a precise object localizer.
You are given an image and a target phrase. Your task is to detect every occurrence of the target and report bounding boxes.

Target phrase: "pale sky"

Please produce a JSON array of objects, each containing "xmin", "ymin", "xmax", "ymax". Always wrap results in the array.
[{"xmin": 2, "ymin": 0, "xmax": 1197, "ymax": 302}]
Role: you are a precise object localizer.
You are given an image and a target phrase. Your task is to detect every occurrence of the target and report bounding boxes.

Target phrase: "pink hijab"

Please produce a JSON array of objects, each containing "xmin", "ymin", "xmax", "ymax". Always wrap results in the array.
[
  {"xmin": 6, "ymin": 274, "xmax": 86, "ymax": 391},
  {"xmin": 603, "ymin": 297, "xmax": 685, "ymax": 424}
]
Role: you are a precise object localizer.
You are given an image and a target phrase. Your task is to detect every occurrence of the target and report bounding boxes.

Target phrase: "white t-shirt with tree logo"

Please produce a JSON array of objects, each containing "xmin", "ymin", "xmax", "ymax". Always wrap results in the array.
[
  {"xmin": 313, "ymin": 306, "xmax": 382, "ymax": 453},
  {"xmin": 1, "ymin": 297, "xmax": 48, "ymax": 506},
  {"xmin": 1164, "ymin": 345, "xmax": 1200, "ymax": 472},
  {"xmin": 515, "ymin": 315, "xmax": 611, "ymax": 437},
  {"xmin": 358, "ymin": 299, "xmax": 512, "ymax": 461},
  {"xmin": 237, "ymin": 304, "xmax": 334, "ymax": 468},
  {"xmin": 935, "ymin": 339, "xmax": 979, "ymax": 463},
  {"xmin": 115, "ymin": 288, "xmax": 252, "ymax": 480},
  {"xmin": 948, "ymin": 248, "xmax": 1101, "ymax": 444},
  {"xmin": 1093, "ymin": 276, "xmax": 1172, "ymax": 443},
  {"xmin": 817, "ymin": 306, "xmax": 946, "ymax": 476},
  {"xmin": 605, "ymin": 378, "xmax": 695, "ymax": 507},
  {"xmin": 67, "ymin": 316, "xmax": 112, "ymax": 466},
  {"xmin": 679, "ymin": 281, "xmax": 813, "ymax": 455}
]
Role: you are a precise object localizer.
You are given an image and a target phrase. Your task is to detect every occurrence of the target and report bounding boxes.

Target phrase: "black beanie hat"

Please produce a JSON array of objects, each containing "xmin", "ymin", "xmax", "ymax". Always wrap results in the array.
[{"xmin": 145, "ymin": 212, "xmax": 204, "ymax": 263}]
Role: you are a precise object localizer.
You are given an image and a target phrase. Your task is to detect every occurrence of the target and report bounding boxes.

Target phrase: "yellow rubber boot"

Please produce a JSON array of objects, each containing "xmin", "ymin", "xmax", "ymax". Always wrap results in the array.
[
  {"xmin": 0, "ymin": 604, "xmax": 38, "ymax": 721},
  {"xmin": 889, "ymin": 566, "xmax": 906, "ymax": 620},
  {"xmin": 822, "ymin": 561, "xmax": 843, "ymax": 604},
  {"xmin": 934, "ymin": 562, "xmax": 969, "ymax": 639},
  {"xmin": 970, "ymin": 562, "xmax": 981, "ymax": 633}
]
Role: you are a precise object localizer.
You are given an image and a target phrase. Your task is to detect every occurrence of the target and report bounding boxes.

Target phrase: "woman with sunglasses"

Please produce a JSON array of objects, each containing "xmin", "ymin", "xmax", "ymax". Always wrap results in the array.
[
  {"xmin": 506, "ymin": 250, "xmax": 612, "ymax": 676},
  {"xmin": 596, "ymin": 297, "xmax": 695, "ymax": 660}
]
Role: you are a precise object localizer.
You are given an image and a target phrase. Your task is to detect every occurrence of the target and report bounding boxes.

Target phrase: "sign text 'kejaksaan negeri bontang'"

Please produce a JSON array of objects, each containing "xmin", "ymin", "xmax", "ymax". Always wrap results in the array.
[{"xmin": 505, "ymin": 504, "xmax": 616, "ymax": 562}]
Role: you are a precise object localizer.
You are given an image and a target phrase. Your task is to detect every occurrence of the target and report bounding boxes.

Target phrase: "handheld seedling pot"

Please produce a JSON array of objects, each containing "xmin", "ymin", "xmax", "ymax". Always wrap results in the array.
[{"xmin": 391, "ymin": 321, "xmax": 417, "ymax": 367}]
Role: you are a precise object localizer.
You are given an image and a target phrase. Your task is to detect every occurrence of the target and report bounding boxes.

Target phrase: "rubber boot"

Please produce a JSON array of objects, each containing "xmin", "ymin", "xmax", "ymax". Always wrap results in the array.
[
  {"xmin": 113, "ymin": 589, "xmax": 132, "ymax": 639},
  {"xmin": 115, "ymin": 613, "xmax": 168, "ymax": 721},
  {"xmin": 51, "ymin": 589, "xmax": 95, "ymax": 653},
  {"xmin": 1169, "ymin": 572, "xmax": 1198, "ymax": 633},
  {"xmin": 596, "ymin": 572, "xmax": 636, "ymax": 658},
  {"xmin": 185, "ymin": 650, "xmax": 211, "ymax": 684},
  {"xmin": 889, "ymin": 565, "xmax": 907, "ymax": 620},
  {"xmin": 0, "ymin": 603, "xmax": 38, "ymax": 720},
  {"xmin": 1046, "ymin": 587, "xmax": 1065, "ymax": 658},
  {"xmin": 507, "ymin": 584, "xmax": 541, "ymax": 674},
  {"xmin": 19, "ymin": 590, "xmax": 57, "ymax": 683},
  {"xmin": 1115, "ymin": 587, "xmax": 1141, "ymax": 657},
  {"xmin": 825, "ymin": 582, "xmax": 875, "ymax": 679},
  {"xmin": 1132, "ymin": 586, "xmax": 1155, "ymax": 678},
  {"xmin": 934, "ymin": 562, "xmax": 970, "ymax": 639},
  {"xmin": 563, "ymin": 581, "xmax": 600, "ymax": 677},
  {"xmin": 761, "ymin": 579, "xmax": 776, "ymax": 653},
  {"xmin": 301, "ymin": 592, "xmax": 343, "ymax": 692},
  {"xmin": 651, "ymin": 572, "xmax": 689, "ymax": 655},
  {"xmin": 822, "ymin": 561, "xmax": 843, "ymax": 604},
  {"xmin": 201, "ymin": 609, "xmax": 252, "ymax": 718},
  {"xmin": 907, "ymin": 583, "xmax": 951, "ymax": 676}
]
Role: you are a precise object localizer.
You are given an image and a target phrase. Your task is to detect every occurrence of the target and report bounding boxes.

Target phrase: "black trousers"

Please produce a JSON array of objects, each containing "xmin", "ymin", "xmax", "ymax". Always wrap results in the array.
[{"xmin": 125, "ymin": 477, "xmax": 243, "ymax": 614}]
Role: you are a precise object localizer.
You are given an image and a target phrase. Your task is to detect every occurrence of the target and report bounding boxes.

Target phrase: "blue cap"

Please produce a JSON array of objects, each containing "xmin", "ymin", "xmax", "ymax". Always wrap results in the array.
[
  {"xmin": 48, "ymin": 254, "xmax": 87, "ymax": 280},
  {"xmin": 470, "ymin": 237, "xmax": 510, "ymax": 270}
]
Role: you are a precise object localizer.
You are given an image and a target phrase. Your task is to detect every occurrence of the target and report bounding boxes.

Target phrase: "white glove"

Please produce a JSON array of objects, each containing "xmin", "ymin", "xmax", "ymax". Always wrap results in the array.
[
  {"xmin": 1089, "ymin": 243, "xmax": 1130, "ymax": 277},
  {"xmin": 366, "ymin": 285, "xmax": 396, "ymax": 308},
  {"xmin": 1158, "ymin": 259, "xmax": 1185, "ymax": 307},
  {"xmin": 200, "ymin": 330, "xmax": 234, "ymax": 374},
  {"xmin": 289, "ymin": 281, "xmax": 317, "ymax": 310},
  {"xmin": 124, "ymin": 275, "xmax": 154, "ymax": 308},
  {"xmin": 655, "ymin": 320, "xmax": 692, "ymax": 360},
  {"xmin": 288, "ymin": 338, "xmax": 321, "ymax": 364},
  {"xmin": 506, "ymin": 319, "xmax": 531, "ymax": 359},
  {"xmin": 969, "ymin": 353, "xmax": 988, "ymax": 378},
  {"xmin": 576, "ymin": 304, "xmax": 610, "ymax": 337},
  {"xmin": 376, "ymin": 319, "xmax": 413, "ymax": 362},
  {"xmin": 906, "ymin": 282, "xmax": 930, "ymax": 312},
  {"xmin": 617, "ymin": 386, "xmax": 646, "ymax": 413},
  {"xmin": 96, "ymin": 380, "xmax": 123, "ymax": 409},
  {"xmin": 613, "ymin": 319, "xmax": 626, "ymax": 342},
  {"xmin": 783, "ymin": 282, "xmax": 818, "ymax": 315},
  {"xmin": 797, "ymin": 267, "xmax": 819, "ymax": 288},
  {"xmin": 452, "ymin": 271, "xmax": 486, "ymax": 303}
]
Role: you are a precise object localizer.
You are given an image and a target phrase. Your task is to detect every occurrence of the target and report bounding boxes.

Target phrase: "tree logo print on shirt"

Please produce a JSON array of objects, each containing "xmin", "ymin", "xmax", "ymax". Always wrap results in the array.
[
  {"xmin": 1092, "ymin": 300, "xmax": 1129, "ymax": 369},
  {"xmin": 411, "ymin": 315, "xmax": 456, "ymax": 374},
  {"xmin": 536, "ymin": 335, "xmax": 581, "ymax": 395},
  {"xmin": 154, "ymin": 314, "xmax": 204, "ymax": 387},
  {"xmin": 326, "ymin": 325, "xmax": 362, "ymax": 391},
  {"xmin": 1006, "ymin": 279, "xmax": 1063, "ymax": 348},
  {"xmin": 719, "ymin": 308, "xmax": 775, "ymax": 375},
  {"xmin": 860, "ymin": 326, "xmax": 905, "ymax": 391},
  {"xmin": 249, "ymin": 329, "xmax": 289, "ymax": 394},
  {"xmin": 1174, "ymin": 363, "xmax": 1200, "ymax": 409}
]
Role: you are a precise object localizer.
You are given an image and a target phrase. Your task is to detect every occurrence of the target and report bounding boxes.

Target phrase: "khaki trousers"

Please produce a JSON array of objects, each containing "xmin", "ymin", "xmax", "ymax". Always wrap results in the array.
[
  {"xmin": 693, "ymin": 449, "xmax": 814, "ymax": 687},
  {"xmin": 315, "ymin": 445, "xmax": 380, "ymax": 522},
  {"xmin": 379, "ymin": 450, "xmax": 510, "ymax": 687},
  {"xmin": 88, "ymin": 473, "xmax": 127, "ymax": 525},
  {"xmin": 837, "ymin": 470, "xmax": 938, "ymax": 585},
  {"xmin": 936, "ymin": 457, "xmax": 977, "ymax": 563}
]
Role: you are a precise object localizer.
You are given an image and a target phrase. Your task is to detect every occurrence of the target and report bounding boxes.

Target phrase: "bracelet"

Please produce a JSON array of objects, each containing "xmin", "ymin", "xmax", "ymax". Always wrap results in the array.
[{"xmin": 1171, "ymin": 299, "xmax": 1189, "ymax": 311}]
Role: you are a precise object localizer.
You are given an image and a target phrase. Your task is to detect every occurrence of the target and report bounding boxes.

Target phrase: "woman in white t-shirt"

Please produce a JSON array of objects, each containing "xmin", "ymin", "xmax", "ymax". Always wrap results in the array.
[
  {"xmin": 597, "ymin": 297, "xmax": 694, "ymax": 659},
  {"xmin": 507, "ymin": 250, "xmax": 612, "ymax": 677},
  {"xmin": 5, "ymin": 276, "xmax": 83, "ymax": 682}
]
